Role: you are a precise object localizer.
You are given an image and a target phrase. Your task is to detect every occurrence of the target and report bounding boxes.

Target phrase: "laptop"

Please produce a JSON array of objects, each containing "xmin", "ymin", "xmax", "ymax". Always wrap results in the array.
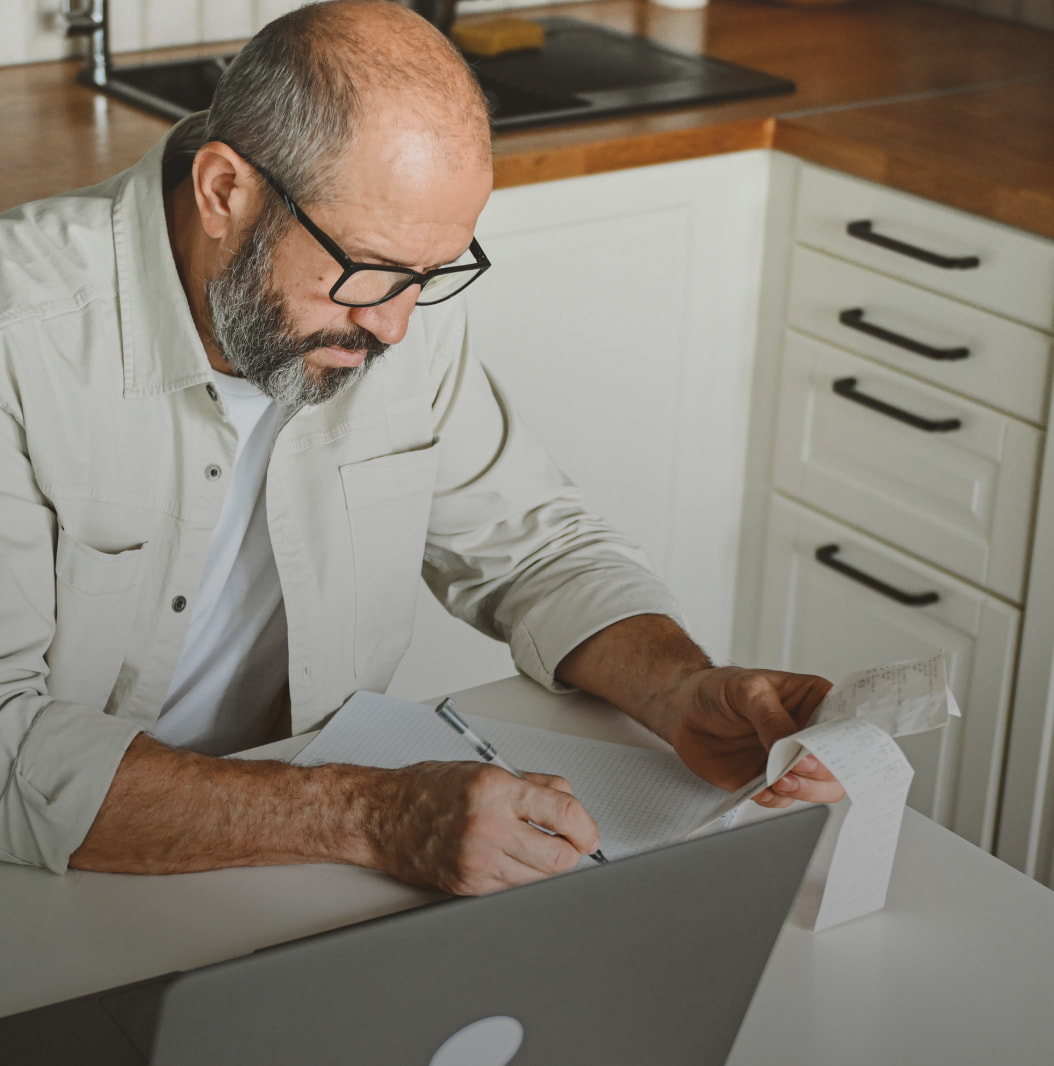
[{"xmin": 2, "ymin": 806, "xmax": 827, "ymax": 1066}]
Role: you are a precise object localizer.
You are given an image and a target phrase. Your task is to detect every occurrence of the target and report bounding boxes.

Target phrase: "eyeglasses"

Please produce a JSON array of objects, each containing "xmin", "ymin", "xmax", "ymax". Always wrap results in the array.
[{"xmin": 233, "ymin": 150, "xmax": 491, "ymax": 308}]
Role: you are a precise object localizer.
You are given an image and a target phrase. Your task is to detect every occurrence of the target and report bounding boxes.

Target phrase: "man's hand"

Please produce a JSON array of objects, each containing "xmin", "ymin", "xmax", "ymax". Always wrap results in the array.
[
  {"xmin": 665, "ymin": 665, "xmax": 844, "ymax": 809},
  {"xmin": 556, "ymin": 614, "xmax": 846, "ymax": 809},
  {"xmin": 70, "ymin": 736, "xmax": 601, "ymax": 894},
  {"xmin": 358, "ymin": 762, "xmax": 601, "ymax": 895}
]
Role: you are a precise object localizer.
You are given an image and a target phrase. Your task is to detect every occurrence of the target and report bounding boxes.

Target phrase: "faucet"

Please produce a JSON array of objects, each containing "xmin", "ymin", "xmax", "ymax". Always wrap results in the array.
[
  {"xmin": 63, "ymin": 0, "xmax": 109, "ymax": 88},
  {"xmin": 407, "ymin": 0, "xmax": 458, "ymax": 37},
  {"xmin": 60, "ymin": 0, "xmax": 452, "ymax": 95}
]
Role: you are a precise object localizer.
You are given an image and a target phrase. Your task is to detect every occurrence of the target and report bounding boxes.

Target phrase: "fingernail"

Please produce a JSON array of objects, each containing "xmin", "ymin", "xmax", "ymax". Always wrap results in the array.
[
  {"xmin": 797, "ymin": 755, "xmax": 818, "ymax": 772},
  {"xmin": 775, "ymin": 774, "xmax": 800, "ymax": 794}
]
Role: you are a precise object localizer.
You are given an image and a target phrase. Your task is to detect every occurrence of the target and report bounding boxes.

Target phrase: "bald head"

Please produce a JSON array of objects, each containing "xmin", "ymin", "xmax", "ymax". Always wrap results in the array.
[{"xmin": 205, "ymin": 0, "xmax": 491, "ymax": 206}]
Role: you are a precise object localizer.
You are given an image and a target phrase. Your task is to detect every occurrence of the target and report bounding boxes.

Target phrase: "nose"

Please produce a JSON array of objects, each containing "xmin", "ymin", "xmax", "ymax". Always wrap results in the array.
[{"xmin": 348, "ymin": 286, "xmax": 420, "ymax": 346}]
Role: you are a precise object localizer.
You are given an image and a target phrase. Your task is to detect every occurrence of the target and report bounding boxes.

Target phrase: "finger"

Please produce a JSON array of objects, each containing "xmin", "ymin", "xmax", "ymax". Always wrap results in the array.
[
  {"xmin": 731, "ymin": 676, "xmax": 809, "ymax": 753},
  {"xmin": 790, "ymin": 754, "xmax": 839, "ymax": 783},
  {"xmin": 770, "ymin": 771, "xmax": 846, "ymax": 804},
  {"xmin": 522, "ymin": 771, "xmax": 574, "ymax": 796},
  {"xmin": 779, "ymin": 673, "xmax": 834, "ymax": 728},
  {"xmin": 518, "ymin": 781, "xmax": 602, "ymax": 858},
  {"xmin": 751, "ymin": 788, "xmax": 796, "ymax": 810},
  {"xmin": 504, "ymin": 818, "xmax": 586, "ymax": 879}
]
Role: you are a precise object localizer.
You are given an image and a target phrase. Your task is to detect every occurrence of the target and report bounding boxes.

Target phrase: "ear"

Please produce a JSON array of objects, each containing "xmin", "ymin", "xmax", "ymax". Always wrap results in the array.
[{"xmin": 191, "ymin": 142, "xmax": 261, "ymax": 242}]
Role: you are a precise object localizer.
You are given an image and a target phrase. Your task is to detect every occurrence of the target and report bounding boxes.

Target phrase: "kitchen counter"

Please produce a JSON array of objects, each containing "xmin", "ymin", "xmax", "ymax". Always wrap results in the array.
[{"xmin": 2, "ymin": 0, "xmax": 1053, "ymax": 237}]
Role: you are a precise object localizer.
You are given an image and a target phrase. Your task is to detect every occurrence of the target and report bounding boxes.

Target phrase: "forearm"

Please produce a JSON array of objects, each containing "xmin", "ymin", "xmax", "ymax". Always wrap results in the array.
[
  {"xmin": 555, "ymin": 614, "xmax": 713, "ymax": 743},
  {"xmin": 68, "ymin": 733, "xmax": 602, "ymax": 893},
  {"xmin": 69, "ymin": 733, "xmax": 386, "ymax": 874}
]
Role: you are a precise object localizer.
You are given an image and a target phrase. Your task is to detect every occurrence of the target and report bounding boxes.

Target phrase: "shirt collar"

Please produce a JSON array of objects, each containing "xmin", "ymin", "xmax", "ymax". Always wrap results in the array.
[{"xmin": 112, "ymin": 112, "xmax": 215, "ymax": 398}]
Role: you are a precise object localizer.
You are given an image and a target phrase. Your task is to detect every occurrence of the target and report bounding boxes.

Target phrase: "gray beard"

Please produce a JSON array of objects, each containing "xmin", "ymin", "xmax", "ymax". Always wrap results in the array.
[{"xmin": 205, "ymin": 211, "xmax": 389, "ymax": 409}]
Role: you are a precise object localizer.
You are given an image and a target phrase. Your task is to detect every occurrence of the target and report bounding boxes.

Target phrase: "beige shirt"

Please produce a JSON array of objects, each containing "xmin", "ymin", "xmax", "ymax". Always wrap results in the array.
[{"xmin": 0, "ymin": 117, "xmax": 686, "ymax": 872}]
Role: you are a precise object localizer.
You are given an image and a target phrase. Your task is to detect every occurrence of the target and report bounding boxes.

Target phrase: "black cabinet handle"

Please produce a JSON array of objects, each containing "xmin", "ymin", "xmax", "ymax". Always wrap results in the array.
[
  {"xmin": 846, "ymin": 220, "xmax": 980, "ymax": 270},
  {"xmin": 839, "ymin": 308, "xmax": 970, "ymax": 362},
  {"xmin": 832, "ymin": 376, "xmax": 962, "ymax": 432},
  {"xmin": 815, "ymin": 544, "xmax": 940, "ymax": 606}
]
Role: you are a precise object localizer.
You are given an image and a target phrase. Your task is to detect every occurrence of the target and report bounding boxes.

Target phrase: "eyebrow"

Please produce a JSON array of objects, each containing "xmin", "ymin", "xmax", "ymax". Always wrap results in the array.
[
  {"xmin": 343, "ymin": 241, "xmax": 470, "ymax": 274},
  {"xmin": 342, "ymin": 243, "xmax": 407, "ymax": 269}
]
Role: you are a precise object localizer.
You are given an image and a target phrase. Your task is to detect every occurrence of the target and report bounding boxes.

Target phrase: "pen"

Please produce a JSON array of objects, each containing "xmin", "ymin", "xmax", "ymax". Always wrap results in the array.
[{"xmin": 435, "ymin": 697, "xmax": 608, "ymax": 865}]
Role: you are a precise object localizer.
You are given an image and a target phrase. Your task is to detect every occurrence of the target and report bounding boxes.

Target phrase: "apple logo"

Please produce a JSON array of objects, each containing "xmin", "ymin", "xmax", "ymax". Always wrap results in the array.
[{"xmin": 428, "ymin": 1015, "xmax": 525, "ymax": 1066}]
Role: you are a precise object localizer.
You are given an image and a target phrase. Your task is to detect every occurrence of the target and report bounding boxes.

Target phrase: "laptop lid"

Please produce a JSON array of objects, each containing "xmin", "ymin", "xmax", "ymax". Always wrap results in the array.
[{"xmin": 149, "ymin": 805, "xmax": 826, "ymax": 1066}]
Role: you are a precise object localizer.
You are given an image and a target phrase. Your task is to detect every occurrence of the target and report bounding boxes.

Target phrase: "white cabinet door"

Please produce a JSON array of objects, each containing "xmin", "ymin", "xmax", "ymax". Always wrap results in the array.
[
  {"xmin": 786, "ymin": 245, "xmax": 1053, "ymax": 425},
  {"xmin": 388, "ymin": 152, "xmax": 770, "ymax": 699},
  {"xmin": 794, "ymin": 165, "xmax": 1054, "ymax": 331},
  {"xmin": 756, "ymin": 495, "xmax": 1019, "ymax": 849},
  {"xmin": 772, "ymin": 331, "xmax": 1041, "ymax": 603}
]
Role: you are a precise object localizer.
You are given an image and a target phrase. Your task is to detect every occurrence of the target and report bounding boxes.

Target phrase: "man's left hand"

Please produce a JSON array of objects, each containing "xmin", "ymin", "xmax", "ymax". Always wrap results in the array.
[
  {"xmin": 556, "ymin": 615, "xmax": 846, "ymax": 809},
  {"xmin": 664, "ymin": 665, "xmax": 845, "ymax": 809}
]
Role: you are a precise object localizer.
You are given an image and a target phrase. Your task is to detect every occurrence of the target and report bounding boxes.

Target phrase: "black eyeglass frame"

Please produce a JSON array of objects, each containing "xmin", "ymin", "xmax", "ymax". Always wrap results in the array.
[{"xmin": 234, "ymin": 149, "xmax": 491, "ymax": 308}]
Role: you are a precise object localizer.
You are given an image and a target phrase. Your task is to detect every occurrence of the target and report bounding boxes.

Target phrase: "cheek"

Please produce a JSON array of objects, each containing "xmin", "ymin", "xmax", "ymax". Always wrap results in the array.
[
  {"xmin": 271, "ymin": 261, "xmax": 347, "ymax": 332},
  {"xmin": 269, "ymin": 233, "xmax": 335, "ymax": 305}
]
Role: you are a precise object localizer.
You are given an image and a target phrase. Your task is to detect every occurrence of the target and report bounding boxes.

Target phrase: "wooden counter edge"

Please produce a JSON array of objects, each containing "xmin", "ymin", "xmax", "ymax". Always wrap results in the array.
[
  {"xmin": 493, "ymin": 116, "xmax": 776, "ymax": 188},
  {"xmin": 771, "ymin": 117, "xmax": 1054, "ymax": 243}
]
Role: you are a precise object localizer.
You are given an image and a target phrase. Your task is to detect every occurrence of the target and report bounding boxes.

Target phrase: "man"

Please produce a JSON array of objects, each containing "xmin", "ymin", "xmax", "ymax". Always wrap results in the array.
[{"xmin": 0, "ymin": 0, "xmax": 840, "ymax": 894}]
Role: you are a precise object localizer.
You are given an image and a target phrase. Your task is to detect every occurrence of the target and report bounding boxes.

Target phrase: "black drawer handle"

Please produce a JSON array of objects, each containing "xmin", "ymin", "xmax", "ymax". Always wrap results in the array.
[
  {"xmin": 839, "ymin": 308, "xmax": 970, "ymax": 362},
  {"xmin": 832, "ymin": 376, "xmax": 962, "ymax": 432},
  {"xmin": 846, "ymin": 220, "xmax": 981, "ymax": 270},
  {"xmin": 815, "ymin": 544, "xmax": 940, "ymax": 606}
]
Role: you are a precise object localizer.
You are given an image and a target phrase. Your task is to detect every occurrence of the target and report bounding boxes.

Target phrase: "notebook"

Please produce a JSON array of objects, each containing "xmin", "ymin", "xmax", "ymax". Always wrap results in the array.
[
  {"xmin": 0, "ymin": 806, "xmax": 827, "ymax": 1066},
  {"xmin": 292, "ymin": 690, "xmax": 757, "ymax": 856}
]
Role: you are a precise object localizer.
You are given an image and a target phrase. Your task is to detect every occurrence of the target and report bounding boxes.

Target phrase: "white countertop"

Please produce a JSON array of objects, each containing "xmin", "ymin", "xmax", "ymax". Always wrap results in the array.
[{"xmin": 3, "ymin": 675, "xmax": 1053, "ymax": 1064}]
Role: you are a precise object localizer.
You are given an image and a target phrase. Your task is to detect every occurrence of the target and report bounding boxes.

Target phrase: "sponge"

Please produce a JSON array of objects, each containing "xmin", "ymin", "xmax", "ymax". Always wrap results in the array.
[{"xmin": 450, "ymin": 17, "xmax": 546, "ymax": 57}]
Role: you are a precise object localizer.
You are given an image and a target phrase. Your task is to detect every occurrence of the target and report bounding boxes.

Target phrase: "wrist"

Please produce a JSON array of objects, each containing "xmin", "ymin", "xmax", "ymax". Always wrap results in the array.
[
  {"xmin": 635, "ymin": 660, "xmax": 714, "ymax": 745},
  {"xmin": 310, "ymin": 762, "xmax": 393, "ymax": 869}
]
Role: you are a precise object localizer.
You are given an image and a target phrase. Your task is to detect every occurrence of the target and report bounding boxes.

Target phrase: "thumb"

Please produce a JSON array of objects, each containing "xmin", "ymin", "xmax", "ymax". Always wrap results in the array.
[{"xmin": 733, "ymin": 677, "xmax": 803, "ymax": 752}]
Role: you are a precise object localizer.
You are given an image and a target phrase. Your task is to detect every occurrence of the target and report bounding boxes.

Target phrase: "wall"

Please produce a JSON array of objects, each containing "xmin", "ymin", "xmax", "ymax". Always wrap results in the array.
[
  {"xmin": 2, "ymin": 0, "xmax": 293, "ymax": 66},
  {"xmin": 927, "ymin": 0, "xmax": 1054, "ymax": 31},
  {"xmin": 0, "ymin": 0, "xmax": 563, "ymax": 67},
  {"xmin": 6, "ymin": 0, "xmax": 1052, "ymax": 67}
]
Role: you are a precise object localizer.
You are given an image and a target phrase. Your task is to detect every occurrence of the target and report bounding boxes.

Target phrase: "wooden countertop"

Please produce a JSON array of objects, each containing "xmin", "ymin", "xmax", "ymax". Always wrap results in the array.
[{"xmin": 2, "ymin": 0, "xmax": 1053, "ymax": 238}]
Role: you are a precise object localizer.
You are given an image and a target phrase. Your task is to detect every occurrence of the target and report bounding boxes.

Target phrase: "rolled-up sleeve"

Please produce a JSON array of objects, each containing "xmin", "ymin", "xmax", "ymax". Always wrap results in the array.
[
  {"xmin": 0, "ymin": 403, "xmax": 142, "ymax": 871},
  {"xmin": 421, "ymin": 307, "xmax": 689, "ymax": 691}
]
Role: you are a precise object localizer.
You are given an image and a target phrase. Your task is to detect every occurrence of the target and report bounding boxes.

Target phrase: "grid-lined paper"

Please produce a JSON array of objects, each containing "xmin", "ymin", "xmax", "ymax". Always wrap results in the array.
[{"xmin": 293, "ymin": 691, "xmax": 732, "ymax": 859}]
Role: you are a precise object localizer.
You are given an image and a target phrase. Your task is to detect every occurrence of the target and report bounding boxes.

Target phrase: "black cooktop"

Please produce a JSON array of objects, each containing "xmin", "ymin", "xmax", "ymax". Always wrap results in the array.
[
  {"xmin": 86, "ymin": 17, "xmax": 794, "ymax": 132},
  {"xmin": 467, "ymin": 17, "xmax": 795, "ymax": 131}
]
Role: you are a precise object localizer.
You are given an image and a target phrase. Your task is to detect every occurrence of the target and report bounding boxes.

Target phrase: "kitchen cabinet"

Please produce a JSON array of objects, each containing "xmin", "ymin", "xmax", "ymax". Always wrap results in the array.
[
  {"xmin": 757, "ymin": 496, "xmax": 1018, "ymax": 843},
  {"xmin": 387, "ymin": 145, "xmax": 1054, "ymax": 886},
  {"xmin": 737, "ymin": 159, "xmax": 1054, "ymax": 855},
  {"xmin": 388, "ymin": 150, "xmax": 770, "ymax": 699}
]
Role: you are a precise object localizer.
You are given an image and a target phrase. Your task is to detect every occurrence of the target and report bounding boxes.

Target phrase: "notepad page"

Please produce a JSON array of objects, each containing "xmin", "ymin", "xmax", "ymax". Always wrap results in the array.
[{"xmin": 293, "ymin": 692, "xmax": 730, "ymax": 859}]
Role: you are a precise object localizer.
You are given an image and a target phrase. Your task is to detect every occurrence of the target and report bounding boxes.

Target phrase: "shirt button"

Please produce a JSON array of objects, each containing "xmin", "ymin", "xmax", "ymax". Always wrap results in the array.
[
  {"xmin": 204, "ymin": 463, "xmax": 223, "ymax": 481},
  {"xmin": 171, "ymin": 595, "xmax": 188, "ymax": 613},
  {"xmin": 206, "ymin": 383, "xmax": 219, "ymax": 402}
]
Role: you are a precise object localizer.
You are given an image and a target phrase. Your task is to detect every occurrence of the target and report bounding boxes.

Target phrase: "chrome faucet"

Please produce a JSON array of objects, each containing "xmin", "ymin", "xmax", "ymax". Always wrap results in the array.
[
  {"xmin": 63, "ymin": 0, "xmax": 110, "ymax": 88},
  {"xmin": 408, "ymin": 0, "xmax": 458, "ymax": 36}
]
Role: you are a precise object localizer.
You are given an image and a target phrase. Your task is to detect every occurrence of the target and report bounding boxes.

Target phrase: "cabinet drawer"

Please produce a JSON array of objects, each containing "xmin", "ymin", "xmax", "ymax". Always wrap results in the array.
[
  {"xmin": 787, "ymin": 246, "xmax": 1053, "ymax": 425},
  {"xmin": 795, "ymin": 165, "xmax": 1054, "ymax": 331},
  {"xmin": 757, "ymin": 495, "xmax": 1019, "ymax": 849},
  {"xmin": 773, "ymin": 332, "xmax": 1041, "ymax": 602}
]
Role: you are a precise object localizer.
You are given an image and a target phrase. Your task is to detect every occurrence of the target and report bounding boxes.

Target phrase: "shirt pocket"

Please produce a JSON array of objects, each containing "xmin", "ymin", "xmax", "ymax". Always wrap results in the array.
[
  {"xmin": 339, "ymin": 441, "xmax": 439, "ymax": 679},
  {"xmin": 45, "ymin": 528, "xmax": 148, "ymax": 710}
]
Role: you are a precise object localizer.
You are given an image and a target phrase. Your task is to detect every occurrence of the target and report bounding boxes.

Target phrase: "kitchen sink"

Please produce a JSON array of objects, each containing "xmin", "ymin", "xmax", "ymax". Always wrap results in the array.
[{"xmin": 84, "ymin": 18, "xmax": 793, "ymax": 131}]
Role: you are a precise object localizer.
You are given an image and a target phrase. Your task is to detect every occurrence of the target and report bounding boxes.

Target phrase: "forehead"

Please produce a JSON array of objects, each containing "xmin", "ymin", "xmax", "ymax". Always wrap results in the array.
[
  {"xmin": 310, "ymin": 96, "xmax": 481, "ymax": 196},
  {"xmin": 308, "ymin": 108, "xmax": 491, "ymax": 255}
]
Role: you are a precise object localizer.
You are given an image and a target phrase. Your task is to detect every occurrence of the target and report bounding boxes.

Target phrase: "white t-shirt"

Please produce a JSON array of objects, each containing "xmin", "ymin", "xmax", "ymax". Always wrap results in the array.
[{"xmin": 154, "ymin": 373, "xmax": 290, "ymax": 755}]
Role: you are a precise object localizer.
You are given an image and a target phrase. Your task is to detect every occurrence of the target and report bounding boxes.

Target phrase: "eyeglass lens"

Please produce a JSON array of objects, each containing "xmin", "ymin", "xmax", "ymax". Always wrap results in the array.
[{"xmin": 332, "ymin": 247, "xmax": 485, "ymax": 307}]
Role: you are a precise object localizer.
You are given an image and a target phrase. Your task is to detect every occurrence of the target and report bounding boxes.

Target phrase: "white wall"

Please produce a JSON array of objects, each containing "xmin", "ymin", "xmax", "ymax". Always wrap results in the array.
[{"xmin": 0, "ymin": 0, "xmax": 580, "ymax": 67}]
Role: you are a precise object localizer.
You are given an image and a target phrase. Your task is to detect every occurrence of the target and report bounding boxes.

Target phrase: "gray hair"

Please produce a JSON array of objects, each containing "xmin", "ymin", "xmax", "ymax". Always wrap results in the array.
[
  {"xmin": 205, "ymin": 4, "xmax": 360, "ymax": 204},
  {"xmin": 204, "ymin": 0, "xmax": 490, "ymax": 206}
]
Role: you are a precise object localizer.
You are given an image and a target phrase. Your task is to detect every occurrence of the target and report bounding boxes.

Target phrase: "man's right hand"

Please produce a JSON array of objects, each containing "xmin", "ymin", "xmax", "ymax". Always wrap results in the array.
[
  {"xmin": 70, "ymin": 736, "xmax": 600, "ymax": 895},
  {"xmin": 353, "ymin": 761, "xmax": 601, "ymax": 895}
]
